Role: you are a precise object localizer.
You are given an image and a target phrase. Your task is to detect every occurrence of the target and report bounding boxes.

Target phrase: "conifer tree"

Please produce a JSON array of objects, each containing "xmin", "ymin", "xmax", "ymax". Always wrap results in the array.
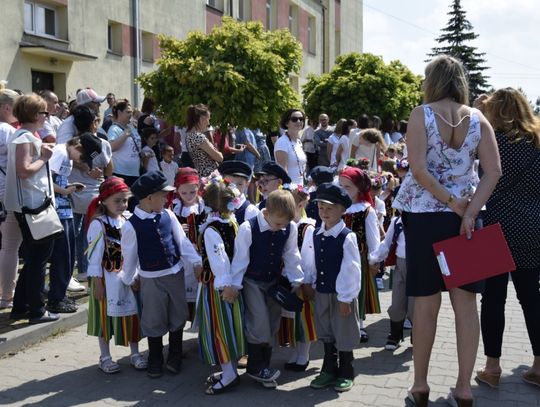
[{"xmin": 428, "ymin": 0, "xmax": 489, "ymax": 102}]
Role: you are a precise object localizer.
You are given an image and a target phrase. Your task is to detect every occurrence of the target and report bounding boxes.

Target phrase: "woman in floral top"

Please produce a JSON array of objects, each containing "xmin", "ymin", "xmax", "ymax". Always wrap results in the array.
[
  {"xmin": 393, "ymin": 55, "xmax": 501, "ymax": 407},
  {"xmin": 185, "ymin": 104, "xmax": 223, "ymax": 177}
]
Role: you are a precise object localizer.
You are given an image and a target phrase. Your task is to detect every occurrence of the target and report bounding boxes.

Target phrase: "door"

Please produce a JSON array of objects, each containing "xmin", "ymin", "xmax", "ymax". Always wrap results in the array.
[{"xmin": 31, "ymin": 70, "xmax": 54, "ymax": 92}]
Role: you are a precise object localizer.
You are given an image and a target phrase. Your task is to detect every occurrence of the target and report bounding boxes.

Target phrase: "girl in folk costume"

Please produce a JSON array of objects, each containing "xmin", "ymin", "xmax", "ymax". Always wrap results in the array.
[
  {"xmin": 85, "ymin": 177, "xmax": 146, "ymax": 374},
  {"xmin": 197, "ymin": 174, "xmax": 245, "ymax": 395},
  {"xmin": 171, "ymin": 167, "xmax": 206, "ymax": 321},
  {"xmin": 279, "ymin": 183, "xmax": 318, "ymax": 372},
  {"xmin": 339, "ymin": 167, "xmax": 381, "ymax": 342}
]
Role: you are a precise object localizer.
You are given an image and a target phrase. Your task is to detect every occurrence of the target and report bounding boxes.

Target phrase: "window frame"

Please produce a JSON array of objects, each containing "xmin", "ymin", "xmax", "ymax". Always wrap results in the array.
[{"xmin": 24, "ymin": 1, "xmax": 58, "ymax": 39}]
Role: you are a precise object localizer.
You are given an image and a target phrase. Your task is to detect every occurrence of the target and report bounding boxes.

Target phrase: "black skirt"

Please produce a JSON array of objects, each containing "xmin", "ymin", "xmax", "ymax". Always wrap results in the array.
[{"xmin": 402, "ymin": 212, "xmax": 484, "ymax": 297}]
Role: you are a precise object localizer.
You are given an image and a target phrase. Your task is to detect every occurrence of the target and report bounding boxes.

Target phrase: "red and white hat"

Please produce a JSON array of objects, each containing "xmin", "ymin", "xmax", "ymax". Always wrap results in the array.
[{"xmin": 76, "ymin": 88, "xmax": 106, "ymax": 105}]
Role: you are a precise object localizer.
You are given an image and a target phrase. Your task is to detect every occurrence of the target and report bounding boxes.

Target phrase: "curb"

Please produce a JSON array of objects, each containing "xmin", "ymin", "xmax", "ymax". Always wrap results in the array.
[{"xmin": 0, "ymin": 303, "xmax": 88, "ymax": 357}]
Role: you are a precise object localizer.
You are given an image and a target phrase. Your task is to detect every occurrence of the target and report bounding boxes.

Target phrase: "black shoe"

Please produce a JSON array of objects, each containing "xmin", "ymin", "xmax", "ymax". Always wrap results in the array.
[
  {"xmin": 10, "ymin": 311, "xmax": 29, "ymax": 320},
  {"xmin": 147, "ymin": 336, "xmax": 164, "ymax": 378},
  {"xmin": 147, "ymin": 362, "xmax": 163, "ymax": 378},
  {"xmin": 29, "ymin": 311, "xmax": 60, "ymax": 324},
  {"xmin": 284, "ymin": 362, "xmax": 309, "ymax": 372},
  {"xmin": 360, "ymin": 329, "xmax": 369, "ymax": 343},
  {"xmin": 205, "ymin": 375, "xmax": 240, "ymax": 395},
  {"xmin": 166, "ymin": 352, "xmax": 182, "ymax": 374},
  {"xmin": 47, "ymin": 300, "xmax": 77, "ymax": 314},
  {"xmin": 63, "ymin": 297, "xmax": 77, "ymax": 305}
]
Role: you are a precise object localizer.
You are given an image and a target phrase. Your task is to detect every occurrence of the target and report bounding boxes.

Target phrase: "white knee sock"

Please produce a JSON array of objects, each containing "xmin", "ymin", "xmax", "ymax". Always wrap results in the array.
[
  {"xmin": 215, "ymin": 361, "xmax": 237, "ymax": 387},
  {"xmin": 359, "ymin": 319, "xmax": 365, "ymax": 329},
  {"xmin": 295, "ymin": 341, "xmax": 311, "ymax": 365},
  {"xmin": 129, "ymin": 341, "xmax": 139, "ymax": 356},
  {"xmin": 98, "ymin": 337, "xmax": 111, "ymax": 359},
  {"xmin": 288, "ymin": 347, "xmax": 298, "ymax": 363}
]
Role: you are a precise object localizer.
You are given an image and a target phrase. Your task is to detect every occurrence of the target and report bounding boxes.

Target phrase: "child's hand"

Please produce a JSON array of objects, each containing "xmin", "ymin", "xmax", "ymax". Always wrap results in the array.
[
  {"xmin": 339, "ymin": 301, "xmax": 351, "ymax": 317},
  {"xmin": 193, "ymin": 264, "xmax": 203, "ymax": 279},
  {"xmin": 182, "ymin": 223, "xmax": 190, "ymax": 233},
  {"xmin": 93, "ymin": 277, "xmax": 105, "ymax": 300},
  {"xmin": 221, "ymin": 286, "xmax": 238, "ymax": 304},
  {"xmin": 131, "ymin": 279, "xmax": 140, "ymax": 292},
  {"xmin": 369, "ymin": 263, "xmax": 380, "ymax": 277},
  {"xmin": 301, "ymin": 284, "xmax": 315, "ymax": 301}
]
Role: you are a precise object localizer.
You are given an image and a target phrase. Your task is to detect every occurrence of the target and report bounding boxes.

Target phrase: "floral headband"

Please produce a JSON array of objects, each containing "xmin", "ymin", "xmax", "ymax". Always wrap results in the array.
[
  {"xmin": 396, "ymin": 159, "xmax": 409, "ymax": 170},
  {"xmin": 281, "ymin": 182, "xmax": 309, "ymax": 195},
  {"xmin": 202, "ymin": 170, "xmax": 243, "ymax": 214}
]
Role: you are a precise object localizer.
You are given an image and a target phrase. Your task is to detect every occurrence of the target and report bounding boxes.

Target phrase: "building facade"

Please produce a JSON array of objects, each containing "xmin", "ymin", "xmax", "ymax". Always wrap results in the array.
[{"xmin": 0, "ymin": 0, "xmax": 362, "ymax": 107}]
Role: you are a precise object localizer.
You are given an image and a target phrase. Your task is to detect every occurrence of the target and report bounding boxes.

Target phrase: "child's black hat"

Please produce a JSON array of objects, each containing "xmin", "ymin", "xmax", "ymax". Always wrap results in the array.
[
  {"xmin": 309, "ymin": 166, "xmax": 334, "ymax": 185},
  {"xmin": 218, "ymin": 160, "xmax": 253, "ymax": 179},
  {"xmin": 255, "ymin": 161, "xmax": 291, "ymax": 184},
  {"xmin": 314, "ymin": 183, "xmax": 352, "ymax": 209},
  {"xmin": 131, "ymin": 170, "xmax": 175, "ymax": 200}
]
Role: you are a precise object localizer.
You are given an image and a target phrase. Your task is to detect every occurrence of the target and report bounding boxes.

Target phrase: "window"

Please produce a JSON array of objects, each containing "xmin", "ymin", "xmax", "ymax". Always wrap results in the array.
[
  {"xmin": 266, "ymin": 0, "xmax": 275, "ymax": 30},
  {"xmin": 206, "ymin": 0, "xmax": 224, "ymax": 12},
  {"xmin": 308, "ymin": 16, "xmax": 316, "ymax": 54},
  {"xmin": 288, "ymin": 5, "xmax": 298, "ymax": 38},
  {"xmin": 24, "ymin": 1, "xmax": 57, "ymax": 37},
  {"xmin": 107, "ymin": 21, "xmax": 122, "ymax": 54},
  {"xmin": 142, "ymin": 32, "xmax": 155, "ymax": 62},
  {"xmin": 238, "ymin": 0, "xmax": 251, "ymax": 21}
]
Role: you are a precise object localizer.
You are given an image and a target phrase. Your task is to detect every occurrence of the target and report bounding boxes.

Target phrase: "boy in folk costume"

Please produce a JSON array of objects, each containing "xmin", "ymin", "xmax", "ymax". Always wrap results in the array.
[
  {"xmin": 120, "ymin": 171, "xmax": 202, "ymax": 378},
  {"xmin": 217, "ymin": 161, "xmax": 259, "ymax": 224}
]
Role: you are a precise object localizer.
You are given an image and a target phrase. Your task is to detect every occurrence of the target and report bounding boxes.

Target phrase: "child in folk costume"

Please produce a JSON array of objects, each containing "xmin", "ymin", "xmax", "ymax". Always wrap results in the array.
[
  {"xmin": 302, "ymin": 183, "xmax": 362, "ymax": 392},
  {"xmin": 86, "ymin": 177, "xmax": 147, "ymax": 374},
  {"xmin": 171, "ymin": 167, "xmax": 206, "ymax": 321},
  {"xmin": 217, "ymin": 161, "xmax": 259, "ymax": 225},
  {"xmin": 197, "ymin": 176, "xmax": 246, "ymax": 395},
  {"xmin": 230, "ymin": 189, "xmax": 304, "ymax": 388},
  {"xmin": 339, "ymin": 167, "xmax": 381, "ymax": 342},
  {"xmin": 305, "ymin": 166, "xmax": 335, "ymax": 227},
  {"xmin": 279, "ymin": 183, "xmax": 317, "ymax": 372},
  {"xmin": 254, "ymin": 161, "xmax": 291, "ymax": 210},
  {"xmin": 120, "ymin": 171, "xmax": 202, "ymax": 378}
]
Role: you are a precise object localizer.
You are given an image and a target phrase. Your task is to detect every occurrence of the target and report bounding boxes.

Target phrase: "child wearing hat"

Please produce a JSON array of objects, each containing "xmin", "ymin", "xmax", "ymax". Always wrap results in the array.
[
  {"xmin": 47, "ymin": 133, "xmax": 102, "ymax": 313},
  {"xmin": 120, "ymin": 170, "xmax": 202, "ymax": 378},
  {"xmin": 254, "ymin": 161, "xmax": 291, "ymax": 210},
  {"xmin": 302, "ymin": 182, "xmax": 362, "ymax": 392},
  {"xmin": 171, "ymin": 167, "xmax": 206, "ymax": 321},
  {"xmin": 218, "ymin": 160, "xmax": 259, "ymax": 225},
  {"xmin": 230, "ymin": 189, "xmax": 304, "ymax": 388},
  {"xmin": 305, "ymin": 166, "xmax": 335, "ymax": 227}
]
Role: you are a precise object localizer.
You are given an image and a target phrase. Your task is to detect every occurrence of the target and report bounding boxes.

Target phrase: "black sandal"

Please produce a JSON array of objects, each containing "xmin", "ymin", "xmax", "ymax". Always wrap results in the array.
[
  {"xmin": 205, "ymin": 372, "xmax": 223, "ymax": 385},
  {"xmin": 204, "ymin": 376, "xmax": 240, "ymax": 395}
]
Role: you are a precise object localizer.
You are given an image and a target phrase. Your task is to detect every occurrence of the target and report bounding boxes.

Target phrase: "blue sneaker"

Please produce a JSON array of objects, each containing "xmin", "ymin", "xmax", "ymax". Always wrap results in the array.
[{"xmin": 247, "ymin": 367, "xmax": 280, "ymax": 383}]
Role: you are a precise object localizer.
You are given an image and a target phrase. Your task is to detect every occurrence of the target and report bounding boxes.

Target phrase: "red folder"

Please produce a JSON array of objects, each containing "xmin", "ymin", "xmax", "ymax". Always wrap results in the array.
[{"xmin": 432, "ymin": 223, "xmax": 516, "ymax": 290}]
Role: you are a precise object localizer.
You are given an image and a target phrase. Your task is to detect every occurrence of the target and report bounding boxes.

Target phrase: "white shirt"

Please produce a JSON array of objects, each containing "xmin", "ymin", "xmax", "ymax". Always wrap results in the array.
[
  {"xmin": 56, "ymin": 115, "xmax": 77, "ymax": 144},
  {"xmin": 346, "ymin": 202, "xmax": 380, "ymax": 263},
  {"xmin": 37, "ymin": 115, "xmax": 62, "ymax": 140},
  {"xmin": 171, "ymin": 197, "xmax": 204, "ymax": 218},
  {"xmin": 390, "ymin": 131, "xmax": 403, "ymax": 143},
  {"xmin": 107, "ymin": 123, "xmax": 141, "ymax": 177},
  {"xmin": 119, "ymin": 207, "xmax": 202, "ymax": 285},
  {"xmin": 328, "ymin": 133, "xmax": 340, "ymax": 166},
  {"xmin": 336, "ymin": 135, "xmax": 350, "ymax": 170},
  {"xmin": 300, "ymin": 126, "xmax": 316, "ymax": 154},
  {"xmin": 142, "ymin": 145, "xmax": 160, "ymax": 172},
  {"xmin": 237, "ymin": 194, "xmax": 259, "ymax": 224},
  {"xmin": 161, "ymin": 160, "xmax": 179, "ymax": 186},
  {"xmin": 200, "ymin": 215, "xmax": 239, "ymax": 290},
  {"xmin": 369, "ymin": 216, "xmax": 405, "ymax": 263},
  {"xmin": 0, "ymin": 122, "xmax": 16, "ymax": 200},
  {"xmin": 230, "ymin": 210, "xmax": 303, "ymax": 288},
  {"xmin": 49, "ymin": 144, "xmax": 72, "ymax": 177},
  {"xmin": 302, "ymin": 220, "xmax": 362, "ymax": 303},
  {"xmin": 274, "ymin": 134, "xmax": 307, "ymax": 185},
  {"xmin": 374, "ymin": 196, "xmax": 386, "ymax": 228}
]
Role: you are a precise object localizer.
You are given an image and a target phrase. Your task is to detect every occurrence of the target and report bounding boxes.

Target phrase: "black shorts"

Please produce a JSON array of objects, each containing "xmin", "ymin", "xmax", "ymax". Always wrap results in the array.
[{"xmin": 402, "ymin": 212, "xmax": 484, "ymax": 297}]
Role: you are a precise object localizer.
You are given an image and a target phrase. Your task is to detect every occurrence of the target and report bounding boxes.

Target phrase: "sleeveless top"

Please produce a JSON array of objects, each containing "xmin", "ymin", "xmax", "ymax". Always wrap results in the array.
[
  {"xmin": 199, "ymin": 220, "xmax": 236, "ymax": 284},
  {"xmin": 344, "ymin": 210, "xmax": 369, "ymax": 256},
  {"xmin": 98, "ymin": 218, "xmax": 123, "ymax": 273},
  {"xmin": 393, "ymin": 105, "xmax": 482, "ymax": 213}
]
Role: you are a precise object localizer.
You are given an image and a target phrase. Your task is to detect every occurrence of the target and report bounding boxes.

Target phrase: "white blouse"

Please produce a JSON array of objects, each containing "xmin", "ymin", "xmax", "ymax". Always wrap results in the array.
[{"xmin": 274, "ymin": 134, "xmax": 307, "ymax": 185}]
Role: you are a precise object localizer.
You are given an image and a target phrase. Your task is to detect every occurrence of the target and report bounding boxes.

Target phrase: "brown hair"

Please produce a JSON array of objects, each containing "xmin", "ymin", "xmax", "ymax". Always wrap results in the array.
[
  {"xmin": 280, "ymin": 108, "xmax": 305, "ymax": 130},
  {"xmin": 484, "ymin": 87, "xmax": 540, "ymax": 149},
  {"xmin": 362, "ymin": 128, "xmax": 387, "ymax": 150},
  {"xmin": 13, "ymin": 93, "xmax": 47, "ymax": 123},
  {"xmin": 203, "ymin": 182, "xmax": 236, "ymax": 214},
  {"xmin": 423, "ymin": 55, "xmax": 469, "ymax": 105},
  {"xmin": 186, "ymin": 104, "xmax": 210, "ymax": 131},
  {"xmin": 112, "ymin": 99, "xmax": 131, "ymax": 118},
  {"xmin": 381, "ymin": 159, "xmax": 397, "ymax": 174},
  {"xmin": 289, "ymin": 188, "xmax": 309, "ymax": 205},
  {"xmin": 265, "ymin": 189, "xmax": 296, "ymax": 220}
]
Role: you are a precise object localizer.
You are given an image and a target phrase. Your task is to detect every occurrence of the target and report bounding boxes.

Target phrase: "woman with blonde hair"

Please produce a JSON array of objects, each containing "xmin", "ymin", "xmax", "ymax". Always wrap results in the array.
[
  {"xmin": 350, "ymin": 128, "xmax": 387, "ymax": 172},
  {"xmin": 475, "ymin": 87, "xmax": 540, "ymax": 389},
  {"xmin": 393, "ymin": 55, "xmax": 501, "ymax": 406}
]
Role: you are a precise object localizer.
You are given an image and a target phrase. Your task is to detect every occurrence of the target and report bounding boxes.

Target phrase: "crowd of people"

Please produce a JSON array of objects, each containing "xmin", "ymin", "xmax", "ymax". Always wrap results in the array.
[{"xmin": 0, "ymin": 54, "xmax": 539, "ymax": 405}]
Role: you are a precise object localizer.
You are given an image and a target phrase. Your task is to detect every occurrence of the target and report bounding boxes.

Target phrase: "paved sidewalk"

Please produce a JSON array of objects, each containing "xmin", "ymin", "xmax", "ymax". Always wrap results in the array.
[{"xmin": 0, "ymin": 285, "xmax": 537, "ymax": 406}]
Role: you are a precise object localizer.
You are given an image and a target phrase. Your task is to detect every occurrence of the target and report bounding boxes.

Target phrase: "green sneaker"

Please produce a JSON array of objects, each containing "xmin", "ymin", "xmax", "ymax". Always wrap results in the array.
[
  {"xmin": 334, "ymin": 377, "xmax": 354, "ymax": 392},
  {"xmin": 310, "ymin": 372, "xmax": 337, "ymax": 389}
]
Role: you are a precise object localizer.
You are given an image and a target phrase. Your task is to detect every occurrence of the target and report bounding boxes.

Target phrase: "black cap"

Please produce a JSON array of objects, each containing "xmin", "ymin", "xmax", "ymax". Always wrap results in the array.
[
  {"xmin": 255, "ymin": 161, "xmax": 292, "ymax": 184},
  {"xmin": 79, "ymin": 133, "xmax": 102, "ymax": 169},
  {"xmin": 218, "ymin": 160, "xmax": 253, "ymax": 179},
  {"xmin": 314, "ymin": 182, "xmax": 352, "ymax": 209},
  {"xmin": 310, "ymin": 166, "xmax": 334, "ymax": 185},
  {"xmin": 131, "ymin": 170, "xmax": 175, "ymax": 200}
]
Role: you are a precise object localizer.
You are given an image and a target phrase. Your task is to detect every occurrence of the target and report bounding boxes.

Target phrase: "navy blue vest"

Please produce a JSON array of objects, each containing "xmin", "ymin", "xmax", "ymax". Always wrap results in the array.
[
  {"xmin": 305, "ymin": 191, "xmax": 322, "ymax": 227},
  {"xmin": 235, "ymin": 199, "xmax": 251, "ymax": 225},
  {"xmin": 258, "ymin": 198, "xmax": 266, "ymax": 210},
  {"xmin": 129, "ymin": 211, "xmax": 180, "ymax": 271},
  {"xmin": 313, "ymin": 226, "xmax": 351, "ymax": 293},
  {"xmin": 245, "ymin": 217, "xmax": 290, "ymax": 282}
]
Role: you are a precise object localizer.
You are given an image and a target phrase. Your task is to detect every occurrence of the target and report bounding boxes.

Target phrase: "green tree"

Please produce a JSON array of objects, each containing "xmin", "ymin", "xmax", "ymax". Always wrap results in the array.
[
  {"xmin": 302, "ymin": 53, "xmax": 422, "ymax": 122},
  {"xmin": 137, "ymin": 17, "xmax": 302, "ymax": 130},
  {"xmin": 428, "ymin": 0, "xmax": 489, "ymax": 102}
]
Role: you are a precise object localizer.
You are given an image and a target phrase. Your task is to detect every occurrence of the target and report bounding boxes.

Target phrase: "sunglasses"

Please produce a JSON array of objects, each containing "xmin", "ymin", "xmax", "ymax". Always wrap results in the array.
[
  {"xmin": 290, "ymin": 116, "xmax": 304, "ymax": 123},
  {"xmin": 257, "ymin": 177, "xmax": 278, "ymax": 186}
]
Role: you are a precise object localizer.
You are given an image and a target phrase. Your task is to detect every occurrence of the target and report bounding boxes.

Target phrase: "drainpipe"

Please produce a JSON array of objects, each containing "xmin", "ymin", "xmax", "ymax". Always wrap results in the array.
[
  {"xmin": 133, "ymin": 0, "xmax": 141, "ymax": 107},
  {"xmin": 320, "ymin": 0, "xmax": 327, "ymax": 73}
]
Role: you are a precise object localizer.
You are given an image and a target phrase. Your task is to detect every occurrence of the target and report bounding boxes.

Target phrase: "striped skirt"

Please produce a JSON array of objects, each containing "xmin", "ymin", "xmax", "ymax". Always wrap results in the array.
[
  {"xmin": 197, "ymin": 278, "xmax": 246, "ymax": 366},
  {"xmin": 358, "ymin": 254, "xmax": 381, "ymax": 319},
  {"xmin": 87, "ymin": 278, "xmax": 142, "ymax": 346},
  {"xmin": 278, "ymin": 291, "xmax": 317, "ymax": 346}
]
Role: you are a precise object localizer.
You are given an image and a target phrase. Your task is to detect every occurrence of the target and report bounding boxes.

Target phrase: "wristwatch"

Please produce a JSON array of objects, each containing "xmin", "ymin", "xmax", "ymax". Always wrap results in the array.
[{"xmin": 446, "ymin": 193, "xmax": 456, "ymax": 205}]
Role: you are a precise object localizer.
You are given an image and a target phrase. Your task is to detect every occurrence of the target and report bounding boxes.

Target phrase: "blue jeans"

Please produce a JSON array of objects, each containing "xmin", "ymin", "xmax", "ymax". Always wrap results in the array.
[
  {"xmin": 48, "ymin": 218, "xmax": 76, "ymax": 304},
  {"xmin": 73, "ymin": 213, "xmax": 88, "ymax": 277}
]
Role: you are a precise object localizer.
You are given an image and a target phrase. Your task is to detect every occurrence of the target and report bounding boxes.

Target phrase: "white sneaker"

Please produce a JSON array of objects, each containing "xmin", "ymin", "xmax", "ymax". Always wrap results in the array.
[
  {"xmin": 77, "ymin": 273, "xmax": 88, "ymax": 282},
  {"xmin": 0, "ymin": 300, "xmax": 13, "ymax": 309},
  {"xmin": 376, "ymin": 278, "xmax": 384, "ymax": 290},
  {"xmin": 403, "ymin": 318, "xmax": 413, "ymax": 329},
  {"xmin": 67, "ymin": 277, "xmax": 86, "ymax": 292}
]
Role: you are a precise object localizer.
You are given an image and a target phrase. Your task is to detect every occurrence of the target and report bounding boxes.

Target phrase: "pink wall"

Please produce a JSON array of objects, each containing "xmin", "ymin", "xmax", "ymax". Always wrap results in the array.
[
  {"xmin": 298, "ymin": 8, "xmax": 308, "ymax": 51},
  {"xmin": 335, "ymin": 0, "xmax": 341, "ymax": 31},
  {"xmin": 206, "ymin": 6, "xmax": 223, "ymax": 34},
  {"xmin": 251, "ymin": 0, "xmax": 267, "ymax": 27},
  {"xmin": 277, "ymin": 0, "xmax": 289, "ymax": 29}
]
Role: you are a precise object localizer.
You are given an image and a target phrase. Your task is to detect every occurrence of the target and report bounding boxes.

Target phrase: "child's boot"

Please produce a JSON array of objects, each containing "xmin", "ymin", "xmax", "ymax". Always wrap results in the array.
[
  {"xmin": 166, "ymin": 328, "xmax": 184, "ymax": 374},
  {"xmin": 147, "ymin": 336, "xmax": 164, "ymax": 378},
  {"xmin": 334, "ymin": 351, "xmax": 354, "ymax": 392},
  {"xmin": 310, "ymin": 342, "xmax": 338, "ymax": 389}
]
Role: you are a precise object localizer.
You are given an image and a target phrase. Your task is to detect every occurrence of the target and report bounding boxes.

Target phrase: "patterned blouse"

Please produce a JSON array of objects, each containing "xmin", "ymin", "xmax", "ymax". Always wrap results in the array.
[
  {"xmin": 393, "ymin": 105, "xmax": 482, "ymax": 213},
  {"xmin": 186, "ymin": 131, "xmax": 219, "ymax": 177}
]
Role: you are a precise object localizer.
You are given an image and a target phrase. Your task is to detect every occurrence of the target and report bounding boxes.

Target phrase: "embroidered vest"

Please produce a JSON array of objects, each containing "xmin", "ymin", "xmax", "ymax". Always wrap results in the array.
[
  {"xmin": 313, "ymin": 226, "xmax": 351, "ymax": 293},
  {"xmin": 235, "ymin": 199, "xmax": 250, "ymax": 225},
  {"xmin": 199, "ymin": 220, "xmax": 236, "ymax": 284}
]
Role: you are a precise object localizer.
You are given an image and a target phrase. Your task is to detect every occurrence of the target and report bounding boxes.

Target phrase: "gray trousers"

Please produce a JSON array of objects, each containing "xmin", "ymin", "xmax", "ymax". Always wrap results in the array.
[
  {"xmin": 139, "ymin": 272, "xmax": 188, "ymax": 337},
  {"xmin": 243, "ymin": 278, "xmax": 282, "ymax": 346},
  {"xmin": 314, "ymin": 293, "xmax": 361, "ymax": 351},
  {"xmin": 388, "ymin": 257, "xmax": 414, "ymax": 322}
]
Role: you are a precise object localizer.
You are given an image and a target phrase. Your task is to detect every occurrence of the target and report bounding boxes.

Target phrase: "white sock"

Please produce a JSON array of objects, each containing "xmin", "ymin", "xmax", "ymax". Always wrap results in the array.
[
  {"xmin": 98, "ymin": 337, "xmax": 111, "ymax": 359},
  {"xmin": 295, "ymin": 341, "xmax": 311, "ymax": 365},
  {"xmin": 287, "ymin": 347, "xmax": 298, "ymax": 363},
  {"xmin": 215, "ymin": 362, "xmax": 237, "ymax": 388},
  {"xmin": 359, "ymin": 319, "xmax": 365, "ymax": 329},
  {"xmin": 129, "ymin": 342, "xmax": 139, "ymax": 356}
]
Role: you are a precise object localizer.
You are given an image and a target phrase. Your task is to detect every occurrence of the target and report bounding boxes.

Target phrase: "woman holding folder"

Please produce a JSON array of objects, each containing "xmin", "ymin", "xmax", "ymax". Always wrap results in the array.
[
  {"xmin": 393, "ymin": 55, "xmax": 502, "ymax": 407},
  {"xmin": 475, "ymin": 88, "xmax": 540, "ymax": 389}
]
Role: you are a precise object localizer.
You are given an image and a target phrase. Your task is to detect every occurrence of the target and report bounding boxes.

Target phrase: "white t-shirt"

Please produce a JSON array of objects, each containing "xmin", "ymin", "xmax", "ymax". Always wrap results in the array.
[
  {"xmin": 337, "ymin": 135, "xmax": 350, "ymax": 170},
  {"xmin": 374, "ymin": 196, "xmax": 386, "ymax": 228},
  {"xmin": 161, "ymin": 160, "xmax": 179, "ymax": 186},
  {"xmin": 328, "ymin": 133, "xmax": 340, "ymax": 166},
  {"xmin": 107, "ymin": 123, "xmax": 141, "ymax": 177},
  {"xmin": 37, "ymin": 115, "xmax": 62, "ymax": 140},
  {"xmin": 300, "ymin": 126, "xmax": 316, "ymax": 154},
  {"xmin": 142, "ymin": 145, "xmax": 160, "ymax": 172},
  {"xmin": 273, "ymin": 134, "xmax": 307, "ymax": 185},
  {"xmin": 0, "ymin": 122, "xmax": 16, "ymax": 201},
  {"xmin": 56, "ymin": 115, "xmax": 77, "ymax": 144}
]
